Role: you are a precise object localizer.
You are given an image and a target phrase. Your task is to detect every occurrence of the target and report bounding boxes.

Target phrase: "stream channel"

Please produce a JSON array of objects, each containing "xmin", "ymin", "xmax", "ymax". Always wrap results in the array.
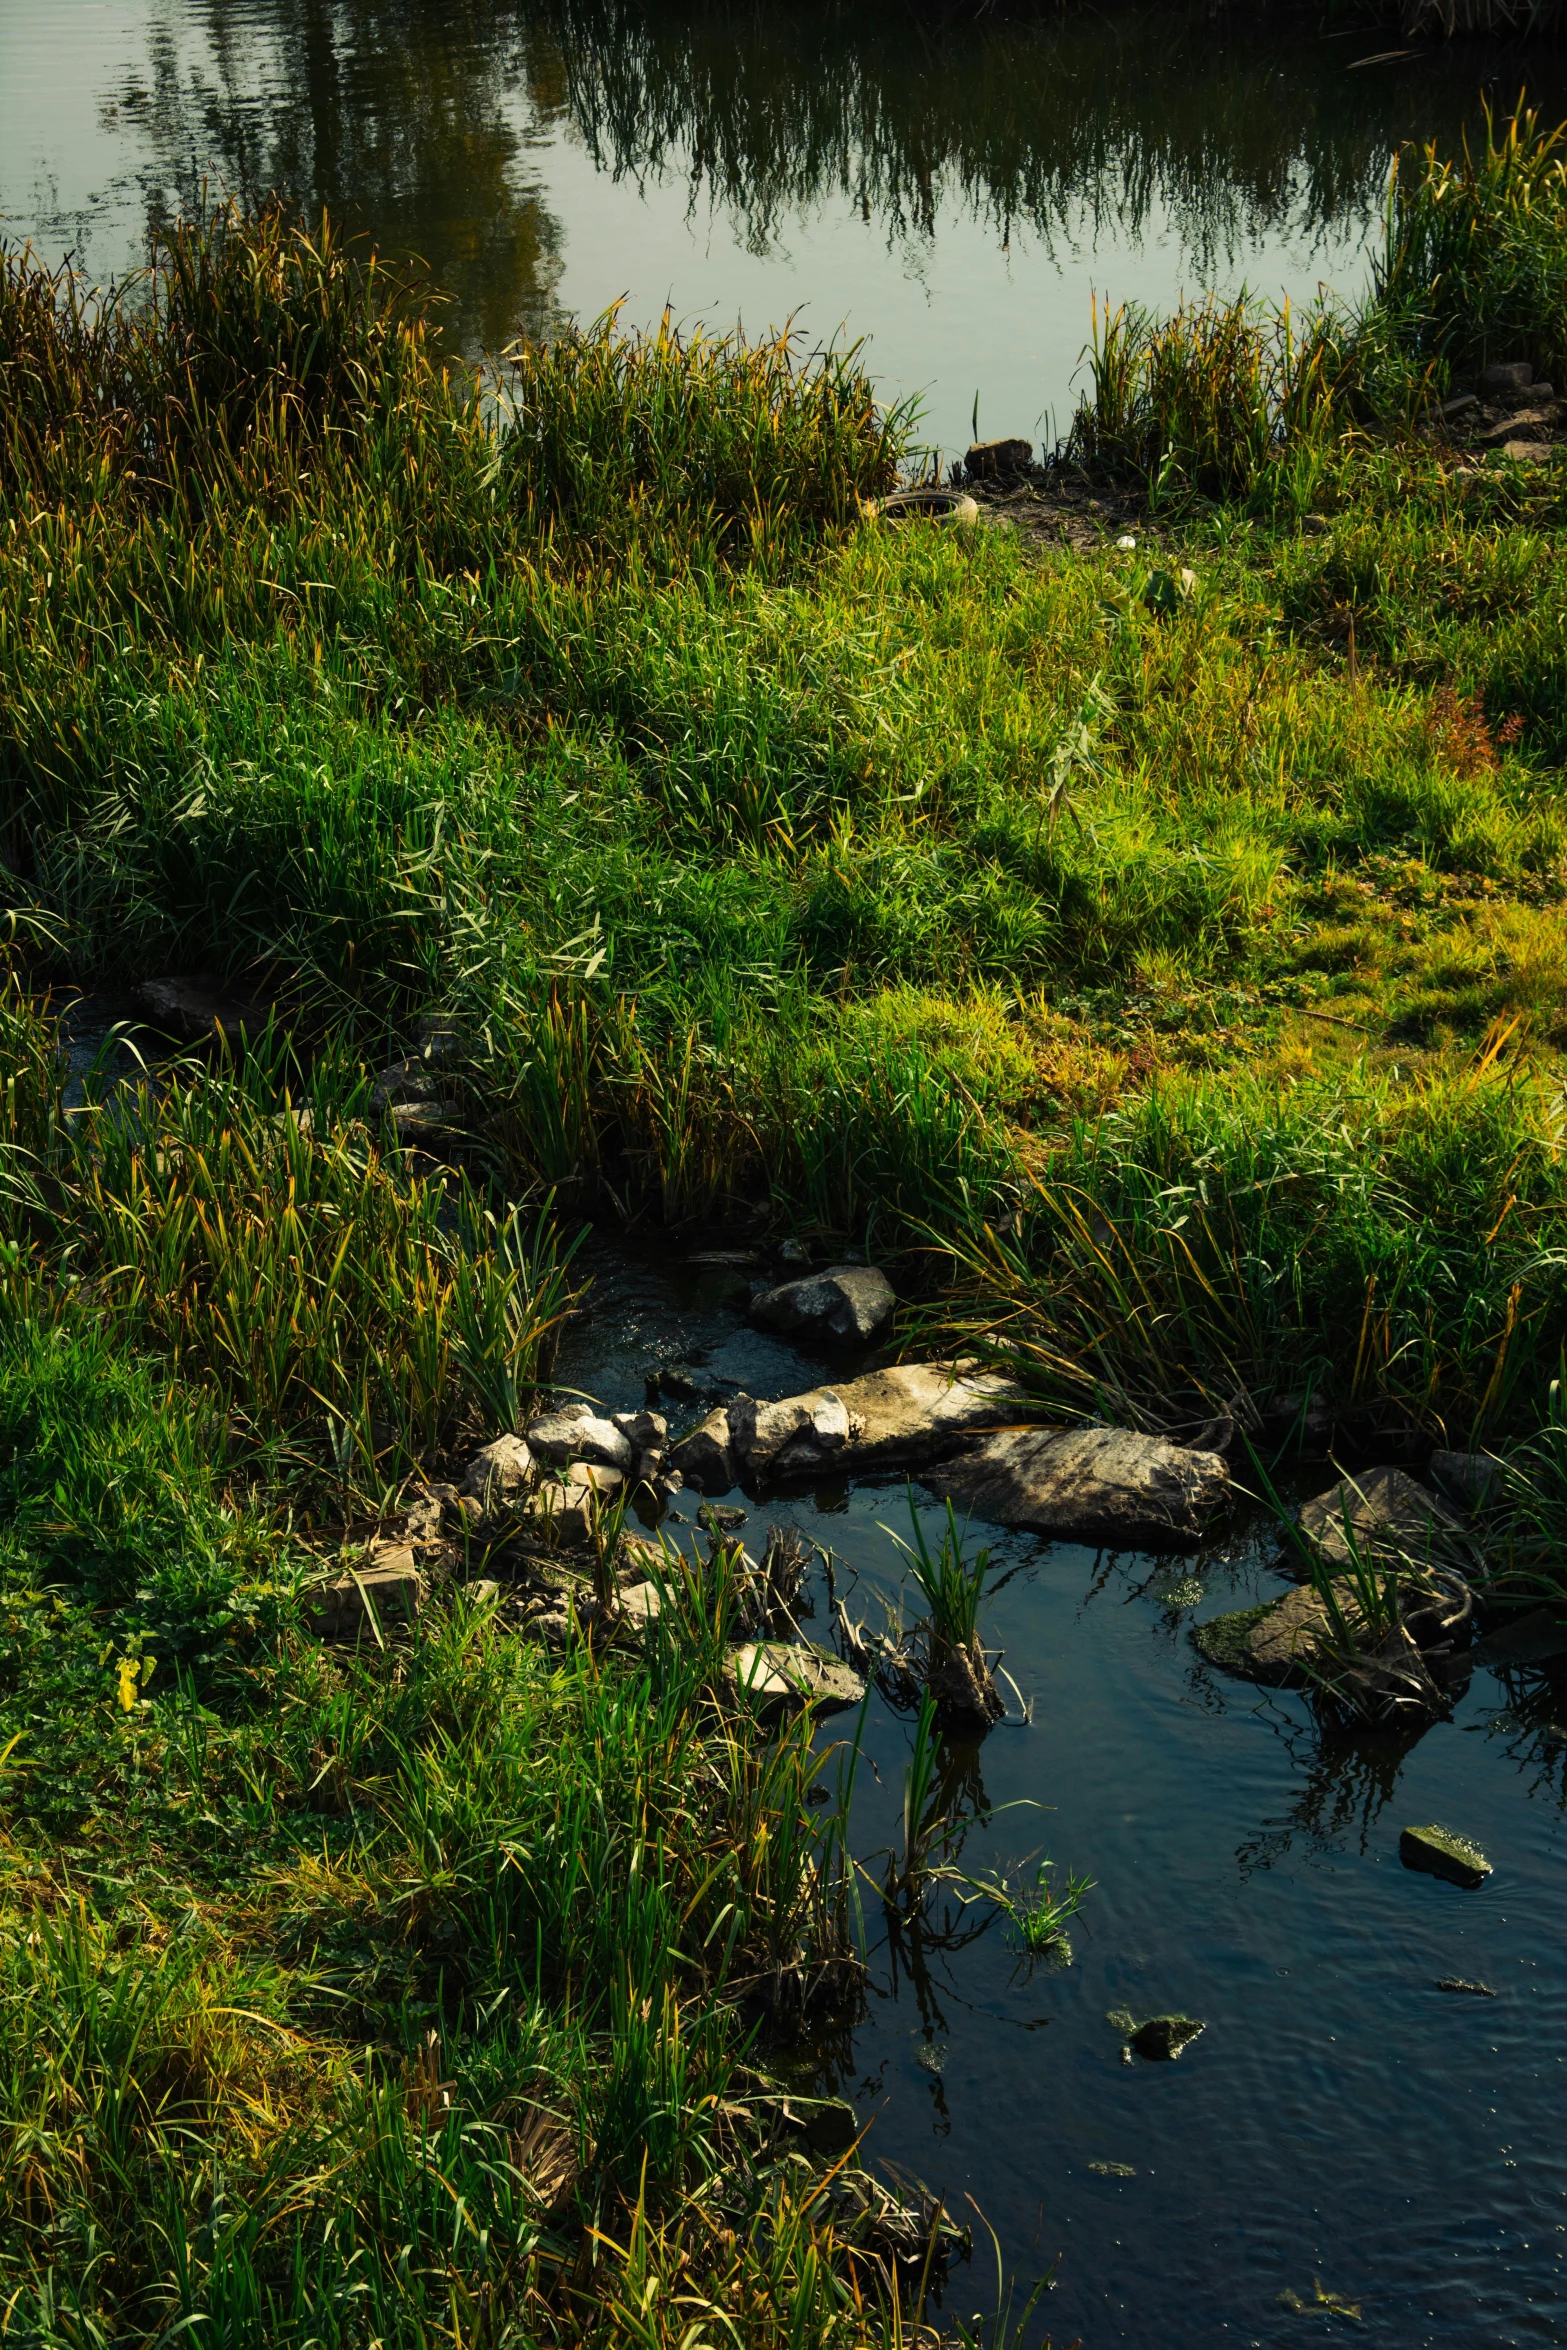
[{"xmin": 558, "ymin": 1238, "xmax": 1567, "ymax": 2349}]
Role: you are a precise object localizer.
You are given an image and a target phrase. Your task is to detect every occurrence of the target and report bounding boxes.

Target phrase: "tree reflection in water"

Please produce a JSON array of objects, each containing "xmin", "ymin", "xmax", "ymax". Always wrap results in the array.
[{"xmin": 87, "ymin": 0, "xmax": 1567, "ymax": 363}]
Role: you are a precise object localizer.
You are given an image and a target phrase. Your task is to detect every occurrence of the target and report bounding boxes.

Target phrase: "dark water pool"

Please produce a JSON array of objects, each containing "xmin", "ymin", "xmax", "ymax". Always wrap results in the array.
[
  {"xmin": 6, "ymin": 0, "xmax": 1567, "ymax": 449},
  {"xmin": 557, "ymin": 1239, "xmax": 1567, "ymax": 2348}
]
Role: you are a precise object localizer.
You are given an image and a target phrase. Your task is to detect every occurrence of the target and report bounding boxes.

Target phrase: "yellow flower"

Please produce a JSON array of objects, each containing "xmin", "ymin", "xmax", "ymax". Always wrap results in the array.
[{"xmin": 115, "ymin": 1657, "xmax": 139, "ymax": 1714}]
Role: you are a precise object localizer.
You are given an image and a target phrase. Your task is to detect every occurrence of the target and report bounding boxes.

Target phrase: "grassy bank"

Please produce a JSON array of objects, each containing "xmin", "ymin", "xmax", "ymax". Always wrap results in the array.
[{"xmin": 6, "ymin": 107, "xmax": 1567, "ymax": 2336}]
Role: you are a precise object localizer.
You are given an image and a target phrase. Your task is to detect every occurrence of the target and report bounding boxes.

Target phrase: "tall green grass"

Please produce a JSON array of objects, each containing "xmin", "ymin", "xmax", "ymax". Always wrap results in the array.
[{"xmin": 940, "ymin": 1048, "xmax": 1567, "ymax": 1442}]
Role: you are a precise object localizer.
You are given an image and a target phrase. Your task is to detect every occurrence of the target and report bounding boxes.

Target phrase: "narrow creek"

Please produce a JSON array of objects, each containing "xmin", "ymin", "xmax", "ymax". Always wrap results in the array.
[{"xmin": 557, "ymin": 1237, "xmax": 1567, "ymax": 2349}]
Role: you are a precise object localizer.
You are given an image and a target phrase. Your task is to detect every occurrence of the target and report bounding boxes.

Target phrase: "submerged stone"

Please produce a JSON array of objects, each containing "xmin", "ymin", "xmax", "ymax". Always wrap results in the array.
[
  {"xmin": 1106, "ymin": 2009, "xmax": 1206, "ymax": 2061},
  {"xmin": 1191, "ymin": 1601, "xmax": 1277, "ymax": 1675},
  {"xmin": 1400, "ymin": 1824, "xmax": 1492, "ymax": 1889},
  {"xmin": 925, "ymin": 1425, "xmax": 1229, "ymax": 1546}
]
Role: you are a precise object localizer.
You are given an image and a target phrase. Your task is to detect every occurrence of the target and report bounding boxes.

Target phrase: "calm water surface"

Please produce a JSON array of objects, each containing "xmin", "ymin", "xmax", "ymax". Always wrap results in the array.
[
  {"xmin": 5, "ymin": 0, "xmax": 1567, "ymax": 447},
  {"xmin": 557, "ymin": 1242, "xmax": 1567, "ymax": 2348}
]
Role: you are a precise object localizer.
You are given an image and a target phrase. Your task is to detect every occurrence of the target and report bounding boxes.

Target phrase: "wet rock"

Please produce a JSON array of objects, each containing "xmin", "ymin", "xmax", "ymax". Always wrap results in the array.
[
  {"xmin": 525, "ymin": 1408, "xmax": 634, "ymax": 1473},
  {"xmin": 1400, "ymin": 1824, "xmax": 1491, "ymax": 1888},
  {"xmin": 653, "ymin": 1363, "xmax": 707, "ymax": 1401},
  {"xmin": 925, "ymin": 1425, "xmax": 1230, "ymax": 1547},
  {"xmin": 460, "ymin": 1434, "xmax": 533, "ymax": 1516},
  {"xmin": 135, "ymin": 974, "xmax": 266, "ymax": 1044},
  {"xmin": 1190, "ymin": 1600, "xmax": 1276, "ymax": 1674},
  {"xmin": 1295, "ymin": 1465, "xmax": 1464, "ymax": 1572},
  {"xmin": 670, "ymin": 1361, "xmax": 1041, "ymax": 1491},
  {"xmin": 697, "ymin": 1499, "xmax": 748, "ymax": 1534},
  {"xmin": 669, "ymin": 1406, "xmax": 739, "ymax": 1493},
  {"xmin": 305, "ymin": 1546, "xmax": 422, "ymax": 1637},
  {"xmin": 526, "ymin": 1460, "xmax": 625, "ymax": 1545},
  {"xmin": 1240, "ymin": 1583, "xmax": 1345, "ymax": 1682},
  {"xmin": 723, "ymin": 1640, "xmax": 867, "ymax": 1720},
  {"xmin": 750, "ymin": 1263, "xmax": 895, "ymax": 1347},
  {"xmin": 1436, "ymin": 1976, "xmax": 1496, "ymax": 1997},
  {"xmin": 1107, "ymin": 2009, "xmax": 1205, "ymax": 2062}
]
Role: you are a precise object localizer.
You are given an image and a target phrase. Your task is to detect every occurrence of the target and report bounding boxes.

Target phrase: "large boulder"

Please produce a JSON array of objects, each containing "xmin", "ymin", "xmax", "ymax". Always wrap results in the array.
[
  {"xmin": 750, "ymin": 1264, "xmax": 895, "ymax": 1347},
  {"xmin": 731, "ymin": 1388, "xmax": 853, "ymax": 1475},
  {"xmin": 1295, "ymin": 1466, "xmax": 1464, "ymax": 1572},
  {"xmin": 923, "ymin": 1425, "xmax": 1230, "ymax": 1547}
]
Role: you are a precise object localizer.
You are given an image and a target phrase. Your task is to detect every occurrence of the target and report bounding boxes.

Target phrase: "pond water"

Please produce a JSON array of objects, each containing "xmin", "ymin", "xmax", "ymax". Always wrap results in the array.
[
  {"xmin": 5, "ymin": 0, "xmax": 1567, "ymax": 451},
  {"xmin": 557, "ymin": 1240, "xmax": 1567, "ymax": 2348}
]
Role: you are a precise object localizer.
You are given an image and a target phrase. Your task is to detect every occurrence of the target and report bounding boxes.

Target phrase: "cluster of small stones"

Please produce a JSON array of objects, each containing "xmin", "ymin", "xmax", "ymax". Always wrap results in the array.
[{"xmin": 1440, "ymin": 358, "xmax": 1567, "ymax": 466}]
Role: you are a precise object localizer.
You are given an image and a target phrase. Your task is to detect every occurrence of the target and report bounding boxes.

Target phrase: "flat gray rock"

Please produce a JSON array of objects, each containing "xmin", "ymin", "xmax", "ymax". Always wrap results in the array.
[
  {"xmin": 750, "ymin": 1264, "xmax": 895, "ymax": 1347},
  {"xmin": 1296, "ymin": 1466, "xmax": 1463, "ymax": 1572},
  {"xmin": 923, "ymin": 1425, "xmax": 1230, "ymax": 1546},
  {"xmin": 1428, "ymin": 1449, "xmax": 1501, "ymax": 1512},
  {"xmin": 670, "ymin": 1361, "xmax": 1034, "ymax": 1492},
  {"xmin": 723, "ymin": 1641, "xmax": 866, "ymax": 1718}
]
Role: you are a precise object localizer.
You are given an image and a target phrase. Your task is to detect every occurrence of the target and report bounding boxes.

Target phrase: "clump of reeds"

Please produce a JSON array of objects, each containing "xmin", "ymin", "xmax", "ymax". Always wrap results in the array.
[
  {"xmin": 1058, "ymin": 292, "xmax": 1354, "ymax": 500},
  {"xmin": 500, "ymin": 305, "xmax": 905, "ymax": 565},
  {"xmin": 1376, "ymin": 101, "xmax": 1567, "ymax": 392},
  {"xmin": 884, "ymin": 1496, "xmax": 1004, "ymax": 1733}
]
